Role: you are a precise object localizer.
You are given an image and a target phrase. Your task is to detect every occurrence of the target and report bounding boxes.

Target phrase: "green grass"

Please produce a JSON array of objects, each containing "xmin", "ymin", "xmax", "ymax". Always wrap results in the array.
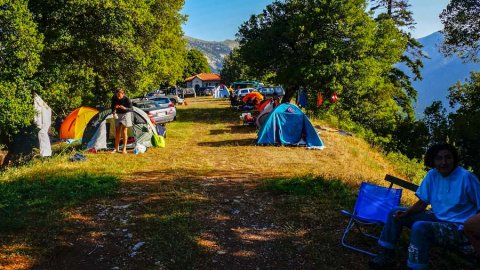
[
  {"xmin": 264, "ymin": 176, "xmax": 355, "ymax": 200},
  {"xmin": 386, "ymin": 152, "xmax": 426, "ymax": 184},
  {"xmin": 0, "ymin": 172, "xmax": 118, "ymax": 230}
]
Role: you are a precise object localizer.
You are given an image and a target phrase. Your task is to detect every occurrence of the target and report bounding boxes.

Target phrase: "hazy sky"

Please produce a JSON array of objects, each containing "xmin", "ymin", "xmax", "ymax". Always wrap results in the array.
[{"xmin": 181, "ymin": 0, "xmax": 450, "ymax": 41}]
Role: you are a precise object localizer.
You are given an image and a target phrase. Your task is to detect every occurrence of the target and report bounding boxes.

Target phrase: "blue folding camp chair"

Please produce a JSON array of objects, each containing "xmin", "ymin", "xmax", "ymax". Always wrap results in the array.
[{"xmin": 340, "ymin": 182, "xmax": 402, "ymax": 256}]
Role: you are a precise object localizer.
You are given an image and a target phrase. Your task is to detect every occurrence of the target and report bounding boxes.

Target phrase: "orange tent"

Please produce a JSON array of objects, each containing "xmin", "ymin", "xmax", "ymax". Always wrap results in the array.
[
  {"xmin": 60, "ymin": 107, "xmax": 99, "ymax": 140},
  {"xmin": 242, "ymin": 92, "xmax": 264, "ymax": 103}
]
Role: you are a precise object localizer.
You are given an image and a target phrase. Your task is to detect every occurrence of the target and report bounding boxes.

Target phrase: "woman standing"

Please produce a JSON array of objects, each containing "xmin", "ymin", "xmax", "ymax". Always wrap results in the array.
[{"xmin": 111, "ymin": 88, "xmax": 132, "ymax": 154}]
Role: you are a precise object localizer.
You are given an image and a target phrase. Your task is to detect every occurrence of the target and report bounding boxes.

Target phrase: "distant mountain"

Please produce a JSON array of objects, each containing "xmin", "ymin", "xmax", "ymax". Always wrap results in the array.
[
  {"xmin": 186, "ymin": 36, "xmax": 238, "ymax": 73},
  {"xmin": 401, "ymin": 31, "xmax": 480, "ymax": 116}
]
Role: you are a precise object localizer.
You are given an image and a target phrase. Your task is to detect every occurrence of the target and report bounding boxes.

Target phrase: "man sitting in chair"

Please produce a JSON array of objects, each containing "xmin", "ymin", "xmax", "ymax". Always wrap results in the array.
[{"xmin": 369, "ymin": 143, "xmax": 480, "ymax": 270}]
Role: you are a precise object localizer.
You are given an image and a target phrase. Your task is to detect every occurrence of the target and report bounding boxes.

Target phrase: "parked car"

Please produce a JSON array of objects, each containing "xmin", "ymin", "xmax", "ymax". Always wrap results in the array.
[
  {"xmin": 197, "ymin": 86, "xmax": 215, "ymax": 96},
  {"xmin": 258, "ymin": 86, "xmax": 285, "ymax": 98},
  {"xmin": 146, "ymin": 87, "xmax": 185, "ymax": 105},
  {"xmin": 132, "ymin": 98, "xmax": 176, "ymax": 124},
  {"xmin": 182, "ymin": 87, "xmax": 196, "ymax": 98},
  {"xmin": 235, "ymin": 88, "xmax": 256, "ymax": 98}
]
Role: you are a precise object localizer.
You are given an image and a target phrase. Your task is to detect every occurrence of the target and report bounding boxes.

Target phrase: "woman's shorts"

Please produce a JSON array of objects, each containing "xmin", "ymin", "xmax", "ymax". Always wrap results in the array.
[{"xmin": 115, "ymin": 112, "xmax": 132, "ymax": 127}]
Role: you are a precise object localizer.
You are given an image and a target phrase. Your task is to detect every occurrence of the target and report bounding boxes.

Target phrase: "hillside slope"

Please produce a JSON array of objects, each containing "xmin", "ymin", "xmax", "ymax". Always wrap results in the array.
[{"xmin": 186, "ymin": 36, "xmax": 237, "ymax": 73}]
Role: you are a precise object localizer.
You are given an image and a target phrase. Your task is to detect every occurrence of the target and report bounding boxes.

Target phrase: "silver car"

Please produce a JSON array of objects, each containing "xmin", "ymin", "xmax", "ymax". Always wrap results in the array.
[{"xmin": 132, "ymin": 98, "xmax": 176, "ymax": 124}]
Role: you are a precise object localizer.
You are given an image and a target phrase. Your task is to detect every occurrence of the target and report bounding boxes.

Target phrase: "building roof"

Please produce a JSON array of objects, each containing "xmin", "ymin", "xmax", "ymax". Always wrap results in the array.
[{"xmin": 185, "ymin": 73, "xmax": 221, "ymax": 82}]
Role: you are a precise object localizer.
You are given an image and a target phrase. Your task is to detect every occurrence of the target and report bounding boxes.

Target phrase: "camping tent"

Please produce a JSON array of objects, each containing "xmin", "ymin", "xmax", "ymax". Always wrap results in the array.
[
  {"xmin": 82, "ymin": 107, "xmax": 158, "ymax": 150},
  {"xmin": 33, "ymin": 94, "xmax": 52, "ymax": 157},
  {"xmin": 60, "ymin": 106, "xmax": 99, "ymax": 140},
  {"xmin": 213, "ymin": 85, "xmax": 230, "ymax": 98},
  {"xmin": 257, "ymin": 103, "xmax": 324, "ymax": 149}
]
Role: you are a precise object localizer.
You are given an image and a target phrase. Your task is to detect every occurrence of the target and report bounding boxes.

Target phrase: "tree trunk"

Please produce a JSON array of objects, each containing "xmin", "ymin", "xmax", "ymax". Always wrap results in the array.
[{"xmin": 282, "ymin": 85, "xmax": 297, "ymax": 103}]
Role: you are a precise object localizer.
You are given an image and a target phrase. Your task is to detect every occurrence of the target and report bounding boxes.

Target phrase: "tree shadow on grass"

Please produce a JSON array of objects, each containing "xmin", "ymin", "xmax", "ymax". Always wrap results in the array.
[
  {"xmin": 197, "ymin": 138, "xmax": 257, "ymax": 147},
  {"xmin": 229, "ymin": 125, "xmax": 257, "ymax": 134},
  {"xmin": 177, "ymin": 107, "xmax": 239, "ymax": 124},
  {"xmin": 0, "ymin": 171, "xmax": 119, "ymax": 269},
  {"xmin": 0, "ymin": 173, "xmax": 119, "ymax": 231},
  {"xmin": 210, "ymin": 125, "xmax": 257, "ymax": 136}
]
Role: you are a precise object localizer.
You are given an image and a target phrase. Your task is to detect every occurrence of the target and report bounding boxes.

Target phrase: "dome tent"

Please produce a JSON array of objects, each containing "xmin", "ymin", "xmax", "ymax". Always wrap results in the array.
[
  {"xmin": 82, "ymin": 107, "xmax": 158, "ymax": 150},
  {"xmin": 257, "ymin": 103, "xmax": 324, "ymax": 149},
  {"xmin": 60, "ymin": 106, "xmax": 99, "ymax": 140},
  {"xmin": 213, "ymin": 84, "xmax": 230, "ymax": 98}
]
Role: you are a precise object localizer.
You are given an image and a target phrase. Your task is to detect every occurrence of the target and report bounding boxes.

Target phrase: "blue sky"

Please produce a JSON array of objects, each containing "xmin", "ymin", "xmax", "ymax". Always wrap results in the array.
[{"xmin": 181, "ymin": 0, "xmax": 450, "ymax": 41}]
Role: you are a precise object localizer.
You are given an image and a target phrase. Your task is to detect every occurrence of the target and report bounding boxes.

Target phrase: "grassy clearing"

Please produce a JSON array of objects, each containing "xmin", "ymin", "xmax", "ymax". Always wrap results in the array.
[{"xmin": 0, "ymin": 97, "xmax": 442, "ymax": 269}]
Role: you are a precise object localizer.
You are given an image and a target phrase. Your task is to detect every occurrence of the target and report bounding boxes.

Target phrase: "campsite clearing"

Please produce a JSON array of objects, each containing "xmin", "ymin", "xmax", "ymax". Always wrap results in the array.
[{"xmin": 0, "ymin": 98, "xmax": 472, "ymax": 270}]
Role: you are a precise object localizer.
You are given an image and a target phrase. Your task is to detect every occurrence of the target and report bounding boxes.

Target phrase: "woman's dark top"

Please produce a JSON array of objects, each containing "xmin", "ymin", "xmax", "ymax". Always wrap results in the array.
[{"xmin": 111, "ymin": 95, "xmax": 132, "ymax": 114}]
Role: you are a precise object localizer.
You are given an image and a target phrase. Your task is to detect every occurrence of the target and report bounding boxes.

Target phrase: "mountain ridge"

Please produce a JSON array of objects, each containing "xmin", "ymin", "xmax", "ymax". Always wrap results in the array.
[
  {"xmin": 186, "ymin": 36, "xmax": 237, "ymax": 73},
  {"xmin": 404, "ymin": 31, "xmax": 480, "ymax": 116}
]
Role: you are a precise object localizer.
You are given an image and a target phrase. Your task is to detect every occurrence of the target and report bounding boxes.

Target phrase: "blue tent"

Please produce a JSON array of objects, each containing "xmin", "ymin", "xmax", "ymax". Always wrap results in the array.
[
  {"xmin": 257, "ymin": 103, "xmax": 324, "ymax": 149},
  {"xmin": 213, "ymin": 85, "xmax": 230, "ymax": 98}
]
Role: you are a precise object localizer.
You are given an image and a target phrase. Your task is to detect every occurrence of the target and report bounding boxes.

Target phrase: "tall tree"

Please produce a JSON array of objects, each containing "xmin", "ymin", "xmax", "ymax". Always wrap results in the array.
[
  {"xmin": 422, "ymin": 101, "xmax": 450, "ymax": 147},
  {"xmin": 370, "ymin": 0, "xmax": 425, "ymax": 99},
  {"xmin": 182, "ymin": 49, "xmax": 211, "ymax": 79},
  {"xmin": 0, "ymin": 0, "xmax": 44, "ymax": 149},
  {"xmin": 440, "ymin": 0, "xmax": 480, "ymax": 62},
  {"xmin": 447, "ymin": 72, "xmax": 480, "ymax": 174},
  {"xmin": 220, "ymin": 48, "xmax": 252, "ymax": 85},
  {"xmin": 237, "ymin": 0, "xmax": 412, "ymax": 147},
  {"xmin": 28, "ymin": 0, "xmax": 187, "ymax": 112}
]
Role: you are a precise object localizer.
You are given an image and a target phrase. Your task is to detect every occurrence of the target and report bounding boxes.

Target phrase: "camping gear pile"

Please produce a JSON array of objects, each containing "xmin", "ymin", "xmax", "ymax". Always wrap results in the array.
[{"xmin": 237, "ymin": 95, "xmax": 281, "ymax": 128}]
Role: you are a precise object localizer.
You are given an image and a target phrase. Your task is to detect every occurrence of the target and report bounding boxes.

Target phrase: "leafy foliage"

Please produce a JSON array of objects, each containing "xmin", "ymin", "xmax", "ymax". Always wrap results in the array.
[
  {"xmin": 440, "ymin": 0, "xmax": 480, "ymax": 62},
  {"xmin": 421, "ymin": 72, "xmax": 480, "ymax": 174},
  {"xmin": 220, "ymin": 48, "xmax": 252, "ymax": 85},
  {"xmin": 182, "ymin": 49, "xmax": 211, "ymax": 80},
  {"xmin": 0, "ymin": 0, "xmax": 43, "ymax": 146},
  {"xmin": 447, "ymin": 72, "xmax": 480, "ymax": 174},
  {"xmin": 236, "ymin": 0, "xmax": 417, "ymax": 152},
  {"xmin": 28, "ymin": 0, "xmax": 187, "ymax": 111},
  {"xmin": 422, "ymin": 101, "xmax": 450, "ymax": 147}
]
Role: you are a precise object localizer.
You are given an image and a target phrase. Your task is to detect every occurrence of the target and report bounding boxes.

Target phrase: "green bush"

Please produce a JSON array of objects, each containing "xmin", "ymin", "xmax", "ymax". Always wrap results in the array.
[{"xmin": 386, "ymin": 152, "xmax": 426, "ymax": 184}]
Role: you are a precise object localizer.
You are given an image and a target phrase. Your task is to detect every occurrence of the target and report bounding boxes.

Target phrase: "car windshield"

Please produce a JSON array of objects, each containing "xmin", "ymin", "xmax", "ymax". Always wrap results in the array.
[
  {"xmin": 261, "ymin": 87, "xmax": 284, "ymax": 95},
  {"xmin": 151, "ymin": 98, "xmax": 170, "ymax": 104}
]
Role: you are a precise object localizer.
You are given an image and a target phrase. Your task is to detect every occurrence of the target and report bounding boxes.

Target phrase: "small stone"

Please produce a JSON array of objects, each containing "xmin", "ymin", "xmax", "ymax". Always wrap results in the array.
[{"xmin": 132, "ymin": 241, "xmax": 145, "ymax": 251}]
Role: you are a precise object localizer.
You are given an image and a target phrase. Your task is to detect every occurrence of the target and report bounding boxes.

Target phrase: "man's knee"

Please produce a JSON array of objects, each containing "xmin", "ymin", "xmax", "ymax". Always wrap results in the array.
[{"xmin": 410, "ymin": 221, "xmax": 435, "ymax": 244}]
